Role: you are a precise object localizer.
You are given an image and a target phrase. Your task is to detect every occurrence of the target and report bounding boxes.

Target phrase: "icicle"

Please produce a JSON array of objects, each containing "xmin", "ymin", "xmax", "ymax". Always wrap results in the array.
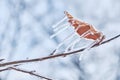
[
  {"xmin": 86, "ymin": 40, "xmax": 98, "ymax": 50},
  {"xmin": 56, "ymin": 33, "xmax": 76, "ymax": 50},
  {"xmin": 65, "ymin": 38, "xmax": 81, "ymax": 52},
  {"xmin": 79, "ymin": 53, "xmax": 84, "ymax": 61},
  {"xmin": 53, "ymin": 23, "xmax": 69, "ymax": 32},
  {"xmin": 52, "ymin": 16, "xmax": 67, "ymax": 29},
  {"xmin": 51, "ymin": 33, "xmax": 76, "ymax": 55},
  {"xmin": 50, "ymin": 49, "xmax": 57, "ymax": 55},
  {"xmin": 79, "ymin": 40, "xmax": 98, "ymax": 61},
  {"xmin": 50, "ymin": 25, "xmax": 69, "ymax": 38}
]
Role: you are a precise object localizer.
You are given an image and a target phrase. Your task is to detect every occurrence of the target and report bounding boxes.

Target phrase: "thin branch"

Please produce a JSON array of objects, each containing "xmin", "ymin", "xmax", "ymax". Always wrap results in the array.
[
  {"xmin": 0, "ymin": 67, "xmax": 52, "ymax": 80},
  {"xmin": 0, "ymin": 59, "xmax": 5, "ymax": 62},
  {"xmin": 0, "ymin": 34, "xmax": 120, "ymax": 67},
  {"xmin": 0, "ymin": 68, "xmax": 9, "ymax": 72}
]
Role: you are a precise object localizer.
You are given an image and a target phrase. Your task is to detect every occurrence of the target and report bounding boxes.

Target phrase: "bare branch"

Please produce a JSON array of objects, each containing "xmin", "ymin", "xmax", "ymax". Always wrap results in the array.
[
  {"xmin": 0, "ymin": 68, "xmax": 9, "ymax": 72},
  {"xmin": 0, "ymin": 34, "xmax": 120, "ymax": 67},
  {"xmin": 0, "ymin": 67, "xmax": 52, "ymax": 80},
  {"xmin": 0, "ymin": 59, "xmax": 5, "ymax": 62}
]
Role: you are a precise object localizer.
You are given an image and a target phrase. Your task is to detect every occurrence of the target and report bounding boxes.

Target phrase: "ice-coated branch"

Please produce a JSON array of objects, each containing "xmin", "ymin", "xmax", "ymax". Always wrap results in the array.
[
  {"xmin": 0, "ymin": 34, "xmax": 120, "ymax": 67},
  {"xmin": 0, "ymin": 59, "xmax": 5, "ymax": 62},
  {"xmin": 0, "ymin": 67, "xmax": 52, "ymax": 80}
]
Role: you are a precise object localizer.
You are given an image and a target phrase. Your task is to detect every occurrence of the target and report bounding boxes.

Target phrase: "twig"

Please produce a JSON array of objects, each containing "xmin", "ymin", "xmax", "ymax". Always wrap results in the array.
[
  {"xmin": 0, "ymin": 67, "xmax": 52, "ymax": 80},
  {"xmin": 0, "ymin": 34, "xmax": 120, "ymax": 67},
  {"xmin": 0, "ymin": 68, "xmax": 9, "ymax": 72},
  {"xmin": 0, "ymin": 59, "xmax": 5, "ymax": 62}
]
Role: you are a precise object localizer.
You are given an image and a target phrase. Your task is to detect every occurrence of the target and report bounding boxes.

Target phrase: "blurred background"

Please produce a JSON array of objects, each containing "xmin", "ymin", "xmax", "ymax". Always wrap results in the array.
[{"xmin": 0, "ymin": 0, "xmax": 120, "ymax": 80}]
